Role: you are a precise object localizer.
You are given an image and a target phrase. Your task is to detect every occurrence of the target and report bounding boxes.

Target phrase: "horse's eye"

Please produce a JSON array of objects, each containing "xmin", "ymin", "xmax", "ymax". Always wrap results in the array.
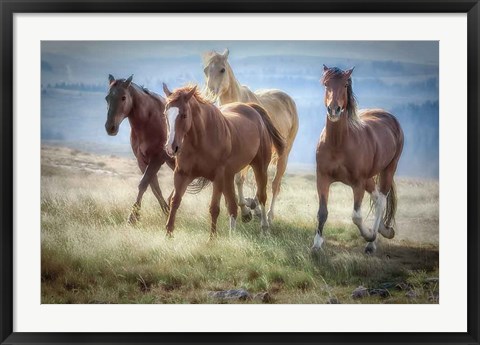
[
  {"xmin": 182, "ymin": 114, "xmax": 187, "ymax": 119},
  {"xmin": 220, "ymin": 68, "xmax": 225, "ymax": 73},
  {"xmin": 121, "ymin": 96, "xmax": 126, "ymax": 101}
]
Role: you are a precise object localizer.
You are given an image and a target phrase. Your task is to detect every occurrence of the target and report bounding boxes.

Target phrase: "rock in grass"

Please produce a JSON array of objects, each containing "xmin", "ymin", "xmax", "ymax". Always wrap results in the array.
[
  {"xmin": 369, "ymin": 288, "xmax": 390, "ymax": 298},
  {"xmin": 208, "ymin": 289, "xmax": 251, "ymax": 301},
  {"xmin": 352, "ymin": 286, "xmax": 369, "ymax": 299},
  {"xmin": 254, "ymin": 292, "xmax": 272, "ymax": 303}
]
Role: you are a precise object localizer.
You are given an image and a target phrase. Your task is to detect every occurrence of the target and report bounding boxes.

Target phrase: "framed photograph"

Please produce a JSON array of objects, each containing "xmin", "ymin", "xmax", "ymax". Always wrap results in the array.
[{"xmin": 1, "ymin": 1, "xmax": 479, "ymax": 344}]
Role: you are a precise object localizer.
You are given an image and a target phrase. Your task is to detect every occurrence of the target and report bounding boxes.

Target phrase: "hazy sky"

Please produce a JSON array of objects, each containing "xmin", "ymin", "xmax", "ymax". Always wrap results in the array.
[
  {"xmin": 42, "ymin": 41, "xmax": 439, "ymax": 65},
  {"xmin": 41, "ymin": 40, "xmax": 439, "ymax": 177}
]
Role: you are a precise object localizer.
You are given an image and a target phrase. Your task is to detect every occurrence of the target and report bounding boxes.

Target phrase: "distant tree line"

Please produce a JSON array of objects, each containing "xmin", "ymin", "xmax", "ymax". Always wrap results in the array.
[{"xmin": 45, "ymin": 82, "xmax": 105, "ymax": 93}]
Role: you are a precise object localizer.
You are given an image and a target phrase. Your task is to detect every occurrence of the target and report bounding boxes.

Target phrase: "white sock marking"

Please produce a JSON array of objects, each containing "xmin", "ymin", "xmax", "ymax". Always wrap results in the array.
[
  {"xmin": 313, "ymin": 233, "xmax": 324, "ymax": 249},
  {"xmin": 229, "ymin": 215, "xmax": 236, "ymax": 234},
  {"xmin": 373, "ymin": 193, "xmax": 387, "ymax": 235}
]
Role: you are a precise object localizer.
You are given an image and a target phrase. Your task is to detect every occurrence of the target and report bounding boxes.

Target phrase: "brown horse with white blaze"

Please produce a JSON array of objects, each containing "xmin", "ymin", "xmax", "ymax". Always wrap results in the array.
[
  {"xmin": 313, "ymin": 66, "xmax": 404, "ymax": 253},
  {"xmin": 162, "ymin": 83, "xmax": 285, "ymax": 238},
  {"xmin": 105, "ymin": 75, "xmax": 175, "ymax": 223}
]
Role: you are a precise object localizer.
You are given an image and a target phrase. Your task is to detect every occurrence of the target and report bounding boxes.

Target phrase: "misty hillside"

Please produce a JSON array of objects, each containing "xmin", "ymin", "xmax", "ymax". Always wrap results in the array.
[{"xmin": 41, "ymin": 43, "xmax": 438, "ymax": 178}]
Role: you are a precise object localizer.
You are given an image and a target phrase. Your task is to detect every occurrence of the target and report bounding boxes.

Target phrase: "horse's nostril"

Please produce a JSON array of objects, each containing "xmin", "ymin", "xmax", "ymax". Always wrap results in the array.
[
  {"xmin": 174, "ymin": 146, "xmax": 178, "ymax": 153},
  {"xmin": 336, "ymin": 106, "xmax": 341, "ymax": 113}
]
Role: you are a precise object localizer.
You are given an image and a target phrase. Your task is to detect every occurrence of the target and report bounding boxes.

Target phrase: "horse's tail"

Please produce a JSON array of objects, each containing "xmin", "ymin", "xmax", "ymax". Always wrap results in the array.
[
  {"xmin": 247, "ymin": 103, "xmax": 285, "ymax": 156},
  {"xmin": 186, "ymin": 177, "xmax": 211, "ymax": 194},
  {"xmin": 384, "ymin": 180, "xmax": 397, "ymax": 228}
]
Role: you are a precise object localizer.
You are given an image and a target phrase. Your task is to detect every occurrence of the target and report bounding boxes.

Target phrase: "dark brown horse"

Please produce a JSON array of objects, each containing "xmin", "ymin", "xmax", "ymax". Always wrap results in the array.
[
  {"xmin": 162, "ymin": 83, "xmax": 285, "ymax": 238},
  {"xmin": 313, "ymin": 66, "xmax": 404, "ymax": 253},
  {"xmin": 105, "ymin": 75, "xmax": 175, "ymax": 223}
]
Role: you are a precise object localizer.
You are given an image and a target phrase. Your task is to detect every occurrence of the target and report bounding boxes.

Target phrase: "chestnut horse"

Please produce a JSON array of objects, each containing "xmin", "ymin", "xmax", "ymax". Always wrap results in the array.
[
  {"xmin": 162, "ymin": 83, "xmax": 285, "ymax": 237},
  {"xmin": 203, "ymin": 49, "xmax": 299, "ymax": 223},
  {"xmin": 313, "ymin": 66, "xmax": 404, "ymax": 253},
  {"xmin": 105, "ymin": 75, "xmax": 175, "ymax": 223}
]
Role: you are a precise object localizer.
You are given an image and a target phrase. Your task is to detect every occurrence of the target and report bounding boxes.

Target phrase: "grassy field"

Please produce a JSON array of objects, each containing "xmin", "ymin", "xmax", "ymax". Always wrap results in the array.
[{"xmin": 41, "ymin": 145, "xmax": 439, "ymax": 304}]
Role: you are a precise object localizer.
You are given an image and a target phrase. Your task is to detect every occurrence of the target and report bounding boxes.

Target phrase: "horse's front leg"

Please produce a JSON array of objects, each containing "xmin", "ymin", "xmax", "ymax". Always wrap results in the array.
[
  {"xmin": 312, "ymin": 174, "xmax": 331, "ymax": 250},
  {"xmin": 165, "ymin": 170, "xmax": 192, "ymax": 237},
  {"xmin": 352, "ymin": 182, "xmax": 377, "ymax": 253},
  {"xmin": 128, "ymin": 157, "xmax": 163, "ymax": 225}
]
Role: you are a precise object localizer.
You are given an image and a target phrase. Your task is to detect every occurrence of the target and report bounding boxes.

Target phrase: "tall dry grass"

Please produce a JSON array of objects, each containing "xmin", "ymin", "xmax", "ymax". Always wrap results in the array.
[{"xmin": 41, "ymin": 146, "xmax": 439, "ymax": 304}]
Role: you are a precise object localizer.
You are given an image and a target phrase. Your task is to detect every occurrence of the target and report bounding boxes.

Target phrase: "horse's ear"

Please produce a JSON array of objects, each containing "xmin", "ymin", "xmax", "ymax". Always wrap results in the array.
[
  {"xmin": 184, "ymin": 86, "xmax": 197, "ymax": 101},
  {"xmin": 163, "ymin": 83, "xmax": 172, "ymax": 97},
  {"xmin": 108, "ymin": 74, "xmax": 115, "ymax": 84},
  {"xmin": 222, "ymin": 48, "xmax": 229, "ymax": 60},
  {"xmin": 344, "ymin": 67, "xmax": 355, "ymax": 79},
  {"xmin": 124, "ymin": 75, "xmax": 133, "ymax": 88},
  {"xmin": 323, "ymin": 64, "xmax": 329, "ymax": 72}
]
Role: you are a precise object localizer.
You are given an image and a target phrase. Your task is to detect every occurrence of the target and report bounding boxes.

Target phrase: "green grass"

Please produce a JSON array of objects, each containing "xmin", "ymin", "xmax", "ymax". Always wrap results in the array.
[{"xmin": 41, "ymin": 146, "xmax": 439, "ymax": 304}]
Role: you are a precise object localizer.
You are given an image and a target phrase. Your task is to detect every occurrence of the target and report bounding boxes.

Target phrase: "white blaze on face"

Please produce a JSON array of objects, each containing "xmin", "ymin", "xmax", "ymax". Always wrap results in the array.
[{"xmin": 166, "ymin": 106, "xmax": 179, "ymax": 153}]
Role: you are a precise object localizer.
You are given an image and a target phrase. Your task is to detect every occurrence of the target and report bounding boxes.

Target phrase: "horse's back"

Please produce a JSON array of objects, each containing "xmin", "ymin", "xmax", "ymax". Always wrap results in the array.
[
  {"xmin": 359, "ymin": 109, "xmax": 403, "ymax": 142},
  {"xmin": 359, "ymin": 109, "xmax": 404, "ymax": 161},
  {"xmin": 254, "ymin": 89, "xmax": 298, "ymax": 140}
]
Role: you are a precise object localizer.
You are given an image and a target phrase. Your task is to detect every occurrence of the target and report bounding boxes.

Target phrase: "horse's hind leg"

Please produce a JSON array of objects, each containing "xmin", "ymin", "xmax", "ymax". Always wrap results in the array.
[
  {"xmin": 251, "ymin": 162, "xmax": 269, "ymax": 233},
  {"xmin": 223, "ymin": 173, "xmax": 238, "ymax": 235},
  {"xmin": 129, "ymin": 157, "xmax": 163, "ymax": 225},
  {"xmin": 235, "ymin": 167, "xmax": 252, "ymax": 223},
  {"xmin": 150, "ymin": 176, "xmax": 169, "ymax": 215},
  {"xmin": 268, "ymin": 151, "xmax": 289, "ymax": 223},
  {"xmin": 209, "ymin": 173, "xmax": 225, "ymax": 239},
  {"xmin": 352, "ymin": 180, "xmax": 377, "ymax": 254},
  {"xmin": 352, "ymin": 181, "xmax": 376, "ymax": 244}
]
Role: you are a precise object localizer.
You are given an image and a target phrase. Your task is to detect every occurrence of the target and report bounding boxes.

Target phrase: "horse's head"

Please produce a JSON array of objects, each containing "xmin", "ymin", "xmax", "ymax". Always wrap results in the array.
[
  {"xmin": 104, "ymin": 74, "xmax": 134, "ymax": 136},
  {"xmin": 202, "ymin": 48, "xmax": 230, "ymax": 97},
  {"xmin": 321, "ymin": 65, "xmax": 354, "ymax": 122},
  {"xmin": 162, "ymin": 83, "xmax": 197, "ymax": 157}
]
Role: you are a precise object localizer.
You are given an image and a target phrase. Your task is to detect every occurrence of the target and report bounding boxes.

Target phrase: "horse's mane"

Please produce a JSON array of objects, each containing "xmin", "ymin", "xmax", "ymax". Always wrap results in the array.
[
  {"xmin": 322, "ymin": 67, "xmax": 363, "ymax": 129},
  {"xmin": 110, "ymin": 79, "xmax": 165, "ymax": 105},
  {"xmin": 169, "ymin": 84, "xmax": 217, "ymax": 105}
]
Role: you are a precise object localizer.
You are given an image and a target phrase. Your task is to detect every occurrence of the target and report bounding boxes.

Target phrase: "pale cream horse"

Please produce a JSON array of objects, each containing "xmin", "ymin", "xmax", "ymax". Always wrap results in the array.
[{"xmin": 203, "ymin": 49, "xmax": 299, "ymax": 224}]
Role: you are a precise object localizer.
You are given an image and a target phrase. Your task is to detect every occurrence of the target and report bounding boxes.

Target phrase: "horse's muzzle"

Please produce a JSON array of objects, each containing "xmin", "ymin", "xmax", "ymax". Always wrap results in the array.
[
  {"xmin": 165, "ymin": 144, "xmax": 179, "ymax": 157},
  {"xmin": 105, "ymin": 123, "xmax": 118, "ymax": 136}
]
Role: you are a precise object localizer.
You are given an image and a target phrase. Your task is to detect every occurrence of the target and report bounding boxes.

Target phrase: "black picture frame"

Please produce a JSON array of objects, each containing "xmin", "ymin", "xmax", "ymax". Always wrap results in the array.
[{"xmin": 1, "ymin": 1, "xmax": 479, "ymax": 344}]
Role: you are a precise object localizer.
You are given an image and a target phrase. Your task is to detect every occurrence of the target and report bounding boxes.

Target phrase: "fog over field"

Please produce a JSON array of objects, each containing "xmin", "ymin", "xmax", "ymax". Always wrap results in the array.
[{"xmin": 41, "ymin": 41, "xmax": 439, "ymax": 178}]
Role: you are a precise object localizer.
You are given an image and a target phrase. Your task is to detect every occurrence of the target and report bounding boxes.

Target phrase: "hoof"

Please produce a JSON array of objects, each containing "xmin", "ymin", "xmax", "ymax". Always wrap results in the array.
[
  {"xmin": 244, "ymin": 197, "xmax": 257, "ymax": 210},
  {"xmin": 242, "ymin": 211, "xmax": 252, "ymax": 223},
  {"xmin": 365, "ymin": 241, "xmax": 377, "ymax": 254},
  {"xmin": 128, "ymin": 212, "xmax": 140, "ymax": 225},
  {"xmin": 379, "ymin": 226, "xmax": 395, "ymax": 239},
  {"xmin": 160, "ymin": 201, "xmax": 170, "ymax": 215},
  {"xmin": 165, "ymin": 231, "xmax": 174, "ymax": 239}
]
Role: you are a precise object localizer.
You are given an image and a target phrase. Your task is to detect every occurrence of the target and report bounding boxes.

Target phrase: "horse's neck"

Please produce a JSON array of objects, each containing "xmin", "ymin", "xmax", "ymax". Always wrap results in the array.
[
  {"xmin": 325, "ymin": 116, "xmax": 349, "ymax": 147},
  {"xmin": 188, "ymin": 98, "xmax": 226, "ymax": 148},
  {"xmin": 127, "ymin": 85, "xmax": 157, "ymax": 129},
  {"xmin": 218, "ymin": 65, "xmax": 244, "ymax": 104}
]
